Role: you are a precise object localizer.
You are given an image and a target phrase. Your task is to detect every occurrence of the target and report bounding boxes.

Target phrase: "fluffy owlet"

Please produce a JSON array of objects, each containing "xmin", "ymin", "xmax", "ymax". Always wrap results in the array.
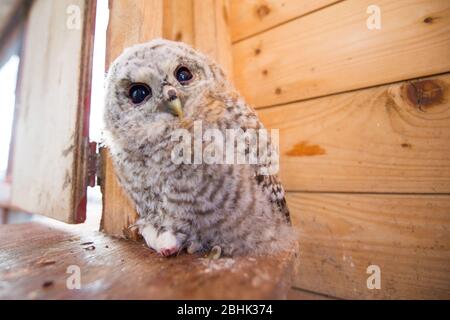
[{"xmin": 104, "ymin": 39, "xmax": 295, "ymax": 256}]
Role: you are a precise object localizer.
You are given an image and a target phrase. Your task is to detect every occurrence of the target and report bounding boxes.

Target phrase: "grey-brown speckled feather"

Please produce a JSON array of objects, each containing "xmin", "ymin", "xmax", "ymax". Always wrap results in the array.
[{"xmin": 104, "ymin": 39, "xmax": 295, "ymax": 256}]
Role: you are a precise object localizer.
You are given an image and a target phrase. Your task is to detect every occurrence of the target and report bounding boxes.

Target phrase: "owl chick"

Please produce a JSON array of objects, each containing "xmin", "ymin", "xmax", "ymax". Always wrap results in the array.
[{"xmin": 104, "ymin": 39, "xmax": 296, "ymax": 257}]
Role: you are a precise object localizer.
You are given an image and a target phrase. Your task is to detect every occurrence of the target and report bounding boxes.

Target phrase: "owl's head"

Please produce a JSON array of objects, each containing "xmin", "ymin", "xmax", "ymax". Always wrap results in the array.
[{"xmin": 104, "ymin": 39, "xmax": 229, "ymax": 149}]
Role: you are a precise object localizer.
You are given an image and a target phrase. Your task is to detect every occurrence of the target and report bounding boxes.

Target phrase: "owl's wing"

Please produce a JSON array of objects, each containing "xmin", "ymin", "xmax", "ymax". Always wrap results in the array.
[
  {"xmin": 239, "ymin": 111, "xmax": 291, "ymax": 224},
  {"xmin": 256, "ymin": 173, "xmax": 291, "ymax": 224},
  {"xmin": 210, "ymin": 92, "xmax": 291, "ymax": 223}
]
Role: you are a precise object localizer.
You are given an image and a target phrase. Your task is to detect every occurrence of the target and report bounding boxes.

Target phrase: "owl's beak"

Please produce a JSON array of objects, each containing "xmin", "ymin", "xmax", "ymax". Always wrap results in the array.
[
  {"xmin": 162, "ymin": 86, "xmax": 183, "ymax": 118},
  {"xmin": 166, "ymin": 98, "xmax": 183, "ymax": 118}
]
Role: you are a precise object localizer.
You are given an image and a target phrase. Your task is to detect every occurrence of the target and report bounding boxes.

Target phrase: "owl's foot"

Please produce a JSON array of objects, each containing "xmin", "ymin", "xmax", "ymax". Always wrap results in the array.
[
  {"xmin": 187, "ymin": 241, "xmax": 202, "ymax": 254},
  {"xmin": 140, "ymin": 224, "xmax": 181, "ymax": 257}
]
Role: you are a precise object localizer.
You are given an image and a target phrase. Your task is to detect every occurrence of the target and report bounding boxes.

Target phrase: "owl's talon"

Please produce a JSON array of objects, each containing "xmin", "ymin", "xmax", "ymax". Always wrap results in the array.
[
  {"xmin": 208, "ymin": 245, "xmax": 222, "ymax": 260},
  {"xmin": 161, "ymin": 247, "xmax": 178, "ymax": 256},
  {"xmin": 187, "ymin": 241, "xmax": 202, "ymax": 254}
]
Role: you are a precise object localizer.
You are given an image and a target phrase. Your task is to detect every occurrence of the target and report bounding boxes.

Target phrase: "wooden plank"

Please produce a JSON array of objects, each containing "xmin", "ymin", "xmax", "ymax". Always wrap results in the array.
[
  {"xmin": 105, "ymin": 0, "xmax": 163, "ymax": 68},
  {"xmin": 102, "ymin": 0, "xmax": 165, "ymax": 239},
  {"xmin": 10, "ymin": 0, "xmax": 96, "ymax": 223},
  {"xmin": 230, "ymin": 0, "xmax": 340, "ymax": 42},
  {"xmin": 233, "ymin": 0, "xmax": 450, "ymax": 108},
  {"xmin": 163, "ymin": 0, "xmax": 194, "ymax": 46},
  {"xmin": 258, "ymin": 74, "xmax": 450, "ymax": 193},
  {"xmin": 193, "ymin": 0, "xmax": 233, "ymax": 79},
  {"xmin": 102, "ymin": 0, "xmax": 234, "ymax": 238},
  {"xmin": 100, "ymin": 148, "xmax": 139, "ymax": 239},
  {"xmin": 287, "ymin": 193, "xmax": 450, "ymax": 299},
  {"xmin": 0, "ymin": 221, "xmax": 296, "ymax": 299}
]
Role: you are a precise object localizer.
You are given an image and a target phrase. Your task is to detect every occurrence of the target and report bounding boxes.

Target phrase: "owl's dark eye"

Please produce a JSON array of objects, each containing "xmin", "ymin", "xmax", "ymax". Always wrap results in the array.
[
  {"xmin": 175, "ymin": 66, "xmax": 193, "ymax": 84},
  {"xmin": 129, "ymin": 83, "xmax": 152, "ymax": 104}
]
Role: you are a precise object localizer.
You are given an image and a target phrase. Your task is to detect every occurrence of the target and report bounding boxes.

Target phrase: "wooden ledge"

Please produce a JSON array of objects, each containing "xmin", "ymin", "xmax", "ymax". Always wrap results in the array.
[{"xmin": 0, "ymin": 222, "xmax": 297, "ymax": 299}]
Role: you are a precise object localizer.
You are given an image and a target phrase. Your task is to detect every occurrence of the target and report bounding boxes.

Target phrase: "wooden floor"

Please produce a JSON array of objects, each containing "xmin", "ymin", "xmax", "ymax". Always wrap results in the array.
[{"xmin": 0, "ymin": 221, "xmax": 311, "ymax": 299}]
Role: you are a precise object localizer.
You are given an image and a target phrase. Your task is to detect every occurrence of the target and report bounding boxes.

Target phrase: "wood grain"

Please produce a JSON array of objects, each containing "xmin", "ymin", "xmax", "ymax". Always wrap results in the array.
[
  {"xmin": 10, "ymin": 0, "xmax": 96, "ymax": 223},
  {"xmin": 163, "ymin": 0, "xmax": 194, "ymax": 46},
  {"xmin": 233, "ymin": 0, "xmax": 450, "ymax": 108},
  {"xmin": 193, "ymin": 0, "xmax": 233, "ymax": 79},
  {"xmin": 258, "ymin": 74, "xmax": 450, "ymax": 193},
  {"xmin": 102, "ymin": 0, "xmax": 165, "ymax": 239},
  {"xmin": 230, "ymin": 0, "xmax": 340, "ymax": 42},
  {"xmin": 105, "ymin": 0, "xmax": 163, "ymax": 67},
  {"xmin": 99, "ymin": 148, "xmax": 139, "ymax": 239},
  {"xmin": 287, "ymin": 193, "xmax": 450, "ymax": 299},
  {"xmin": 0, "ymin": 221, "xmax": 296, "ymax": 299}
]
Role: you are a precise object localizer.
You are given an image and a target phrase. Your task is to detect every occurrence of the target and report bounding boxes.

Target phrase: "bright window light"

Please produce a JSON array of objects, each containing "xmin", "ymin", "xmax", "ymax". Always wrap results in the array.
[{"xmin": 0, "ymin": 55, "xmax": 20, "ymax": 180}]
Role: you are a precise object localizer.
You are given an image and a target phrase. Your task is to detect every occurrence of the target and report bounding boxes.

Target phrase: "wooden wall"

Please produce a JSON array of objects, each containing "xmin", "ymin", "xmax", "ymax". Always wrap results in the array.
[
  {"xmin": 229, "ymin": 0, "xmax": 450, "ymax": 299},
  {"xmin": 101, "ymin": 0, "xmax": 450, "ymax": 299}
]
